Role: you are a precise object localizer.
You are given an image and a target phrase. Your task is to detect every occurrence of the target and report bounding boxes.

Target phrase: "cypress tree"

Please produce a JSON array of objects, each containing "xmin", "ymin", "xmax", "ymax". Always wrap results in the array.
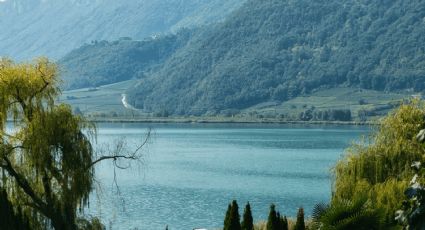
[
  {"xmin": 276, "ymin": 212, "xmax": 282, "ymax": 230},
  {"xmin": 293, "ymin": 207, "xmax": 306, "ymax": 230},
  {"xmin": 241, "ymin": 202, "xmax": 254, "ymax": 230},
  {"xmin": 280, "ymin": 215, "xmax": 288, "ymax": 230},
  {"xmin": 228, "ymin": 200, "xmax": 241, "ymax": 230},
  {"xmin": 224, "ymin": 203, "xmax": 232, "ymax": 230},
  {"xmin": 267, "ymin": 204, "xmax": 279, "ymax": 230}
]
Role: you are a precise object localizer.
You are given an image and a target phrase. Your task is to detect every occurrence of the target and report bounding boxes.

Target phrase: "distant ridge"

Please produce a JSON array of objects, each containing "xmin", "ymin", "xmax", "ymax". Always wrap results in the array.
[{"xmin": 0, "ymin": 0, "xmax": 245, "ymax": 60}]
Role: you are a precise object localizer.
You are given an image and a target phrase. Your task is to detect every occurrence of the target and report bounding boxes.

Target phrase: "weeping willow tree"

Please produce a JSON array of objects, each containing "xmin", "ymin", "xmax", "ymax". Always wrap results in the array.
[
  {"xmin": 0, "ymin": 58, "xmax": 148, "ymax": 230},
  {"xmin": 333, "ymin": 100, "xmax": 425, "ymax": 226}
]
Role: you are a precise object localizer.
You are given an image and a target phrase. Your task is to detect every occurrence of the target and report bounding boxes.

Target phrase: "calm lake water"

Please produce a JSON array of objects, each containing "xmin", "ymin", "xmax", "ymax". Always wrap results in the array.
[{"xmin": 87, "ymin": 123, "xmax": 370, "ymax": 230}]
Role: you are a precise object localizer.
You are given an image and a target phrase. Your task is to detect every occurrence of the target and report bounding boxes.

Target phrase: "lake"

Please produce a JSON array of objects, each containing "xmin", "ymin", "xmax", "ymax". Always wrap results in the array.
[{"xmin": 88, "ymin": 123, "xmax": 370, "ymax": 230}]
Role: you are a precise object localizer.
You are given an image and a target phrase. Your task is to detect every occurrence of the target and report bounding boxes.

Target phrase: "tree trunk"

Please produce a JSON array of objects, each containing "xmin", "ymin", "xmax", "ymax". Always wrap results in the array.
[{"xmin": 50, "ymin": 209, "xmax": 76, "ymax": 230}]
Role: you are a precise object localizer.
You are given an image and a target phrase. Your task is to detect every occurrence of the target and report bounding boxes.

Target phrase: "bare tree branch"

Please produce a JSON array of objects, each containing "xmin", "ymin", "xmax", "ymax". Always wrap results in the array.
[
  {"xmin": 87, "ymin": 128, "xmax": 151, "ymax": 170},
  {"xmin": 29, "ymin": 65, "xmax": 50, "ymax": 102},
  {"xmin": 0, "ymin": 143, "xmax": 25, "ymax": 158}
]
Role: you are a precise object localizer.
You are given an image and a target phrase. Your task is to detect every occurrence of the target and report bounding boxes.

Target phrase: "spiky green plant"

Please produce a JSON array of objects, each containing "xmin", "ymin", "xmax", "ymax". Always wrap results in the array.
[{"xmin": 311, "ymin": 198, "xmax": 382, "ymax": 230}]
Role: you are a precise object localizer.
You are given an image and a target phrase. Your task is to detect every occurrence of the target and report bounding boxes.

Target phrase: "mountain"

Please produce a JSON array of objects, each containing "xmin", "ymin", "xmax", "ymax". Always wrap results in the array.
[
  {"xmin": 59, "ymin": 29, "xmax": 193, "ymax": 89},
  {"xmin": 0, "ymin": 0, "xmax": 244, "ymax": 60},
  {"xmin": 126, "ymin": 0, "xmax": 425, "ymax": 115}
]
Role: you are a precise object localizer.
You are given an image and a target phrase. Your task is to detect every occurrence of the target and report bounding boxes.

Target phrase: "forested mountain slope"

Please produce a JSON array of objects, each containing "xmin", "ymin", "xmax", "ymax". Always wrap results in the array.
[
  {"xmin": 0, "ymin": 0, "xmax": 244, "ymax": 60},
  {"xmin": 59, "ymin": 29, "xmax": 193, "ymax": 89},
  {"xmin": 126, "ymin": 0, "xmax": 425, "ymax": 115}
]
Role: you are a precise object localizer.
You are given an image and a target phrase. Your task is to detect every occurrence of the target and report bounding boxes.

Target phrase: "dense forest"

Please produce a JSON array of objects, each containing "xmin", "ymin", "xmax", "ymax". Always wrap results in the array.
[
  {"xmin": 124, "ymin": 0, "xmax": 425, "ymax": 115},
  {"xmin": 0, "ymin": 0, "xmax": 244, "ymax": 59},
  {"xmin": 59, "ymin": 29, "xmax": 193, "ymax": 89}
]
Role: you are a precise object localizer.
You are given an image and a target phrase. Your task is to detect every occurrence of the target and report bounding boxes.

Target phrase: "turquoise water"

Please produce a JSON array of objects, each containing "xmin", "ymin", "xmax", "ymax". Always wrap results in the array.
[{"xmin": 88, "ymin": 123, "xmax": 370, "ymax": 230}]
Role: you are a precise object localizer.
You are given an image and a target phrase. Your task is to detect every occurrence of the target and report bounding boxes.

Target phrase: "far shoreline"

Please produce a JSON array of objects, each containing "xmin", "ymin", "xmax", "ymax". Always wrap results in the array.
[{"xmin": 86, "ymin": 116, "xmax": 379, "ymax": 126}]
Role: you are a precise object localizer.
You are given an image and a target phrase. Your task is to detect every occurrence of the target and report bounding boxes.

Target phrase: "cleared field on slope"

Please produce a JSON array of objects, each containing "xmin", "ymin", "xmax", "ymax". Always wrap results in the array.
[
  {"xmin": 60, "ymin": 80, "xmax": 139, "ymax": 116},
  {"xmin": 62, "ymin": 82, "xmax": 412, "ymax": 122},
  {"xmin": 246, "ymin": 87, "xmax": 411, "ymax": 121}
]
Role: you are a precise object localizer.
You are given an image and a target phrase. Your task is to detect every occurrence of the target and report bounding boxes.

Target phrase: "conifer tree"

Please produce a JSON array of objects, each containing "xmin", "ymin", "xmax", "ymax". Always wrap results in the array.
[
  {"xmin": 267, "ymin": 204, "xmax": 279, "ymax": 230},
  {"xmin": 241, "ymin": 202, "xmax": 254, "ymax": 230},
  {"xmin": 224, "ymin": 203, "xmax": 232, "ymax": 229},
  {"xmin": 276, "ymin": 212, "xmax": 282, "ymax": 230},
  {"xmin": 293, "ymin": 207, "xmax": 306, "ymax": 230},
  {"xmin": 228, "ymin": 200, "xmax": 241, "ymax": 230},
  {"xmin": 280, "ymin": 215, "xmax": 288, "ymax": 230}
]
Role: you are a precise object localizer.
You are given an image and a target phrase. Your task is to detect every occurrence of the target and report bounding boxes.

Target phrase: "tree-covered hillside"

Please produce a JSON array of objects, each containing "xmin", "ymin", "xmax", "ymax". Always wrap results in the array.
[
  {"xmin": 127, "ymin": 0, "xmax": 425, "ymax": 115},
  {"xmin": 0, "ymin": 0, "xmax": 244, "ymax": 60},
  {"xmin": 59, "ymin": 29, "xmax": 193, "ymax": 89}
]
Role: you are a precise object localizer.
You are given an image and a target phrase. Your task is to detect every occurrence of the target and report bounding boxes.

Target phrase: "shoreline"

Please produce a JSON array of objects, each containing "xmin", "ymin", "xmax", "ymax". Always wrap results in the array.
[{"xmin": 86, "ymin": 117, "xmax": 379, "ymax": 126}]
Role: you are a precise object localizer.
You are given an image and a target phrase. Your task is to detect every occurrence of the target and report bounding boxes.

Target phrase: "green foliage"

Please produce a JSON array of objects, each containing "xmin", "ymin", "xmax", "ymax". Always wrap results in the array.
[
  {"xmin": 299, "ymin": 109, "xmax": 352, "ymax": 122},
  {"xmin": 334, "ymin": 100, "xmax": 425, "ymax": 225},
  {"xmin": 395, "ymin": 143, "xmax": 425, "ymax": 229},
  {"xmin": 311, "ymin": 198, "xmax": 382, "ymax": 230},
  {"xmin": 76, "ymin": 217, "xmax": 105, "ymax": 230},
  {"xmin": 293, "ymin": 208, "xmax": 305, "ymax": 230},
  {"xmin": 241, "ymin": 202, "xmax": 254, "ymax": 230},
  {"xmin": 128, "ymin": 0, "xmax": 425, "ymax": 115}
]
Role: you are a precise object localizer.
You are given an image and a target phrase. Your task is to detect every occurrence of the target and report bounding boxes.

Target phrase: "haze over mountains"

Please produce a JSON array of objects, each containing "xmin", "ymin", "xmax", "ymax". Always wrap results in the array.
[
  {"xmin": 0, "ymin": 0, "xmax": 244, "ymax": 59},
  {"xmin": 3, "ymin": 0, "xmax": 425, "ymax": 116}
]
